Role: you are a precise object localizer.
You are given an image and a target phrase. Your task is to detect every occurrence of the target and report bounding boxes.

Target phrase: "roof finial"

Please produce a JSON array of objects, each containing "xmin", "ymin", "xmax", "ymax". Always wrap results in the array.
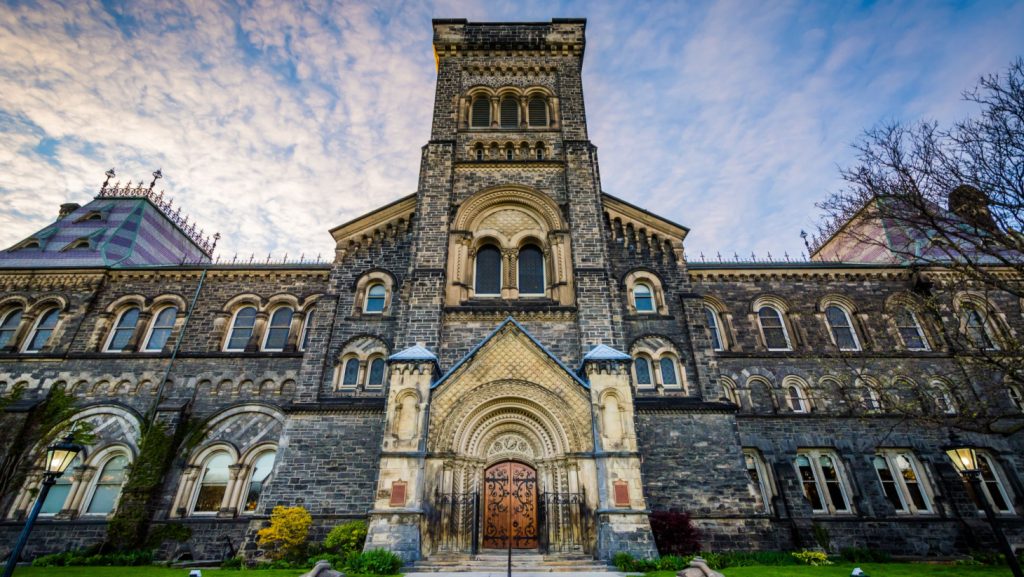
[
  {"xmin": 149, "ymin": 169, "xmax": 162, "ymax": 191},
  {"xmin": 800, "ymin": 229, "xmax": 811, "ymax": 254},
  {"xmin": 102, "ymin": 168, "xmax": 116, "ymax": 191}
]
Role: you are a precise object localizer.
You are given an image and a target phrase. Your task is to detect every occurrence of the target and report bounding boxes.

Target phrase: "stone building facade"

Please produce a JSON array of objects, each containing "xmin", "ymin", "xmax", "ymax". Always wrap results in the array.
[{"xmin": 1, "ymin": 19, "xmax": 1022, "ymax": 564}]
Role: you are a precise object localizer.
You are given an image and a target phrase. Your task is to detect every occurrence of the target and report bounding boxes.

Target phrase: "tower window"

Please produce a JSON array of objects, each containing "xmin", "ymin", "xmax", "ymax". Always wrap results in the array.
[
  {"xmin": 704, "ymin": 306, "xmax": 724, "ymax": 351},
  {"xmin": 500, "ymin": 97, "xmax": 519, "ymax": 128},
  {"xmin": 505, "ymin": 144, "xmax": 514, "ymax": 161},
  {"xmin": 475, "ymin": 245, "xmax": 502, "ymax": 296},
  {"xmin": 517, "ymin": 244, "xmax": 545, "ymax": 296},
  {"xmin": 365, "ymin": 283, "xmax": 387, "ymax": 314},
  {"xmin": 528, "ymin": 97, "xmax": 548, "ymax": 127},
  {"xmin": 471, "ymin": 97, "xmax": 491, "ymax": 128},
  {"xmin": 475, "ymin": 144, "xmax": 484, "ymax": 161},
  {"xmin": 633, "ymin": 283, "xmax": 654, "ymax": 313},
  {"xmin": 535, "ymin": 144, "xmax": 546, "ymax": 160}
]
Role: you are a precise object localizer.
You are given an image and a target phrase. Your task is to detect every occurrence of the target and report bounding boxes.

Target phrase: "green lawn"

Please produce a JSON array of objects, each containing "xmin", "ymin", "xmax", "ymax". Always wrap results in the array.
[
  {"xmin": 10, "ymin": 568, "xmax": 305, "ymax": 577},
  {"xmin": 648, "ymin": 563, "xmax": 1013, "ymax": 577}
]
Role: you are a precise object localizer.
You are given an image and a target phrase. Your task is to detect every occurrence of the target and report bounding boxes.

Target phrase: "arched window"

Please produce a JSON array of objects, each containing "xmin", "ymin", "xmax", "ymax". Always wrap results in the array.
[
  {"xmin": 471, "ymin": 97, "xmax": 491, "ymax": 128},
  {"xmin": 475, "ymin": 245, "xmax": 502, "ymax": 296},
  {"xmin": 873, "ymin": 451, "xmax": 932, "ymax": 514},
  {"xmin": 787, "ymin": 384, "xmax": 808, "ymax": 413},
  {"xmin": 704, "ymin": 306, "xmax": 724, "ymax": 351},
  {"xmin": 535, "ymin": 144, "xmax": 546, "ymax": 160},
  {"xmin": 722, "ymin": 379, "xmax": 740, "ymax": 405},
  {"xmin": 475, "ymin": 143, "xmax": 484, "ymax": 161},
  {"xmin": 39, "ymin": 455, "xmax": 79, "ymax": 515},
  {"xmin": 976, "ymin": 454, "xmax": 1013, "ymax": 513},
  {"xmin": 795, "ymin": 450, "xmax": 851, "ymax": 514},
  {"xmin": 633, "ymin": 283, "xmax": 655, "ymax": 313},
  {"xmin": 105, "ymin": 307, "xmax": 140, "ymax": 352},
  {"xmin": 24, "ymin": 308, "xmax": 59, "ymax": 353},
  {"xmin": 518, "ymin": 245, "xmax": 545, "ymax": 296},
  {"xmin": 364, "ymin": 283, "xmax": 387, "ymax": 314},
  {"xmin": 634, "ymin": 357, "xmax": 652, "ymax": 387},
  {"xmin": 299, "ymin": 311, "xmax": 313, "ymax": 351},
  {"xmin": 932, "ymin": 382, "xmax": 957, "ymax": 415},
  {"xmin": 341, "ymin": 358, "xmax": 360, "ymax": 387},
  {"xmin": 528, "ymin": 97, "xmax": 548, "ymax": 127},
  {"xmin": 144, "ymin": 306, "xmax": 177, "ymax": 352},
  {"xmin": 263, "ymin": 307, "xmax": 293, "ymax": 351},
  {"xmin": 0, "ymin": 308, "xmax": 22, "ymax": 349},
  {"xmin": 757, "ymin": 306, "xmax": 791, "ymax": 351},
  {"xmin": 744, "ymin": 450, "xmax": 773, "ymax": 513},
  {"xmin": 505, "ymin": 143, "xmax": 514, "ymax": 160},
  {"xmin": 225, "ymin": 306, "xmax": 257, "ymax": 351},
  {"xmin": 367, "ymin": 357, "xmax": 386, "ymax": 387},
  {"xmin": 243, "ymin": 451, "xmax": 276, "ymax": 513},
  {"xmin": 500, "ymin": 97, "xmax": 519, "ymax": 128},
  {"xmin": 192, "ymin": 452, "xmax": 232, "ymax": 514},
  {"xmin": 893, "ymin": 307, "xmax": 928, "ymax": 350},
  {"xmin": 85, "ymin": 454, "xmax": 129, "ymax": 514},
  {"xmin": 825, "ymin": 305, "xmax": 859, "ymax": 351},
  {"xmin": 962, "ymin": 305, "xmax": 996, "ymax": 349},
  {"xmin": 659, "ymin": 357, "xmax": 678, "ymax": 386}
]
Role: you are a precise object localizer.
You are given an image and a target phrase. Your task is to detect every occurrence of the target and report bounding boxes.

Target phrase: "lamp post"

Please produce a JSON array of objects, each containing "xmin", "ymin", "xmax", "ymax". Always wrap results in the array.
[
  {"xmin": 945, "ymin": 445, "xmax": 1023, "ymax": 577},
  {"xmin": 2, "ymin": 435, "xmax": 83, "ymax": 577}
]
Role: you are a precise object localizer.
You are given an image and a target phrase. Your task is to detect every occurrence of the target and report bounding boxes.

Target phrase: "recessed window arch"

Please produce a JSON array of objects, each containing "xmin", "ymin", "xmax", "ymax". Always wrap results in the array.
[
  {"xmin": 191, "ymin": 451, "xmax": 232, "ymax": 514},
  {"xmin": 23, "ymin": 307, "xmax": 60, "ymax": 353},
  {"xmin": 341, "ymin": 357, "xmax": 360, "ymax": 387},
  {"xmin": 784, "ymin": 378, "xmax": 810, "ymax": 413},
  {"xmin": 633, "ymin": 355, "xmax": 653, "ymax": 388},
  {"xmin": 500, "ymin": 96, "xmax": 519, "ymax": 128},
  {"xmin": 225, "ymin": 306, "xmax": 257, "ymax": 351},
  {"xmin": 475, "ymin": 244, "xmax": 502, "ymax": 297},
  {"xmin": 143, "ymin": 306, "xmax": 178, "ymax": 352},
  {"xmin": 262, "ymin": 306, "xmax": 293, "ymax": 351},
  {"xmin": 929, "ymin": 380, "xmax": 958, "ymax": 415},
  {"xmin": 961, "ymin": 302, "xmax": 998, "ymax": 350},
  {"xmin": 0, "ymin": 307, "xmax": 23, "ymax": 349},
  {"xmin": 873, "ymin": 450, "xmax": 933, "ymax": 514},
  {"xmin": 704, "ymin": 305, "xmax": 725, "ymax": 351},
  {"xmin": 333, "ymin": 336, "xmax": 390, "ymax": 391},
  {"xmin": 756, "ymin": 303, "xmax": 792, "ymax": 351},
  {"xmin": 471, "ymin": 96, "xmax": 491, "ymax": 128},
  {"xmin": 39, "ymin": 454, "xmax": 80, "ymax": 515},
  {"xmin": 84, "ymin": 453, "xmax": 130, "ymax": 515},
  {"xmin": 659, "ymin": 356, "xmax": 679, "ymax": 386},
  {"xmin": 243, "ymin": 449, "xmax": 277, "ymax": 513},
  {"xmin": 367, "ymin": 356, "xmax": 386, "ymax": 388},
  {"xmin": 721, "ymin": 377, "xmax": 740, "ymax": 406},
  {"xmin": 517, "ymin": 244, "xmax": 545, "ymax": 296},
  {"xmin": 527, "ymin": 96, "xmax": 548, "ymax": 127},
  {"xmin": 105, "ymin": 306, "xmax": 141, "ymax": 353},
  {"xmin": 633, "ymin": 283, "xmax": 654, "ymax": 313},
  {"xmin": 892, "ymin": 306, "xmax": 929, "ymax": 351},
  {"xmin": 795, "ymin": 450, "xmax": 852, "ymax": 514},
  {"xmin": 475, "ymin": 143, "xmax": 485, "ymax": 161},
  {"xmin": 535, "ymin": 143, "xmax": 546, "ymax": 160},
  {"xmin": 824, "ymin": 303, "xmax": 860, "ymax": 351}
]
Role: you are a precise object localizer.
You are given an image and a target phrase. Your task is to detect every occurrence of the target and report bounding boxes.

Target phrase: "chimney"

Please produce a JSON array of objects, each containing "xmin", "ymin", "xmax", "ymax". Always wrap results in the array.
[
  {"xmin": 947, "ymin": 184, "xmax": 998, "ymax": 232},
  {"xmin": 58, "ymin": 203, "xmax": 81, "ymax": 220}
]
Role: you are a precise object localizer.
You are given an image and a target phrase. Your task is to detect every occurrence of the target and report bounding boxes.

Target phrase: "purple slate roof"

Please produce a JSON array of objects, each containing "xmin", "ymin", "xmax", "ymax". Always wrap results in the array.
[{"xmin": 0, "ymin": 196, "xmax": 211, "ymax": 268}]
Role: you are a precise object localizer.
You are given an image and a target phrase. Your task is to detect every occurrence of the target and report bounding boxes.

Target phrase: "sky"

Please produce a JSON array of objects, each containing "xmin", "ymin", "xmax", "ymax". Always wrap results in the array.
[{"xmin": 1, "ymin": 0, "xmax": 1023, "ymax": 263}]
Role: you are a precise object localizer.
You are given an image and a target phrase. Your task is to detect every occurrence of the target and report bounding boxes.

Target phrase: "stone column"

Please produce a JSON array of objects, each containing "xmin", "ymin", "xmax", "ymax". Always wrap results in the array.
[
  {"xmin": 583, "ymin": 347, "xmax": 658, "ymax": 560},
  {"xmin": 365, "ymin": 347, "xmax": 438, "ymax": 562}
]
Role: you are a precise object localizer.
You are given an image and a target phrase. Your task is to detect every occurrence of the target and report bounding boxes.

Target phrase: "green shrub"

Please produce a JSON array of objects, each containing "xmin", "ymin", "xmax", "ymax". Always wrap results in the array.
[
  {"xmin": 655, "ymin": 555, "xmax": 691, "ymax": 570},
  {"xmin": 719, "ymin": 551, "xmax": 798, "ymax": 566},
  {"xmin": 31, "ymin": 549, "xmax": 153, "ymax": 567},
  {"xmin": 345, "ymin": 548, "xmax": 403, "ymax": 575},
  {"xmin": 324, "ymin": 520, "xmax": 369, "ymax": 554},
  {"xmin": 839, "ymin": 546, "xmax": 891, "ymax": 563},
  {"xmin": 792, "ymin": 550, "xmax": 833, "ymax": 566},
  {"xmin": 610, "ymin": 552, "xmax": 657, "ymax": 572},
  {"xmin": 220, "ymin": 556, "xmax": 243, "ymax": 570}
]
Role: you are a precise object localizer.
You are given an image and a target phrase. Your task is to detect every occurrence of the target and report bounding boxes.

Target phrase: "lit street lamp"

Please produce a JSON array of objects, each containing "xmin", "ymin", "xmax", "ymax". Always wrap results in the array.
[
  {"xmin": 945, "ymin": 444, "xmax": 1023, "ymax": 577},
  {"xmin": 2, "ymin": 435, "xmax": 83, "ymax": 577}
]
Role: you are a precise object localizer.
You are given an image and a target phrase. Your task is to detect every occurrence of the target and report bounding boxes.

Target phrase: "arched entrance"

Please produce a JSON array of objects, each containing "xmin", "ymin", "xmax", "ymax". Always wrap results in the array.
[{"xmin": 483, "ymin": 461, "xmax": 538, "ymax": 549}]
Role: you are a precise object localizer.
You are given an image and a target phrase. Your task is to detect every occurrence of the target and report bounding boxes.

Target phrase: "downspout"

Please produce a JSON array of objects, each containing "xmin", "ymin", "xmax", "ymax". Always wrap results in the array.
[{"xmin": 145, "ymin": 268, "xmax": 207, "ymax": 425}]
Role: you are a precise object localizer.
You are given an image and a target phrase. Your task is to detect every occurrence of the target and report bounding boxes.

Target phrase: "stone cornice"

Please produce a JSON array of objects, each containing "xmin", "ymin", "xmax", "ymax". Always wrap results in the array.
[
  {"xmin": 0, "ymin": 270, "xmax": 105, "ymax": 291},
  {"xmin": 329, "ymin": 194, "xmax": 416, "ymax": 262},
  {"xmin": 688, "ymin": 265, "xmax": 914, "ymax": 282},
  {"xmin": 443, "ymin": 308, "xmax": 577, "ymax": 323}
]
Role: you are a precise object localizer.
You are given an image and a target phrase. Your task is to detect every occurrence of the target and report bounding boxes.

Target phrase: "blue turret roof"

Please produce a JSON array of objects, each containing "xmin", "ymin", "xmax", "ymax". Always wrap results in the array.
[
  {"xmin": 581, "ymin": 343, "xmax": 631, "ymax": 361},
  {"xmin": 389, "ymin": 345, "xmax": 439, "ymax": 362}
]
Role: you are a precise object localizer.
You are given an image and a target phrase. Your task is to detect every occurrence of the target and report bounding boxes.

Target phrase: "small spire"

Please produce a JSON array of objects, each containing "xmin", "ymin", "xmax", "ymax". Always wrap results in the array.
[
  {"xmin": 800, "ymin": 229, "xmax": 811, "ymax": 254},
  {"xmin": 101, "ymin": 168, "xmax": 116, "ymax": 190},
  {"xmin": 149, "ymin": 168, "xmax": 163, "ymax": 191}
]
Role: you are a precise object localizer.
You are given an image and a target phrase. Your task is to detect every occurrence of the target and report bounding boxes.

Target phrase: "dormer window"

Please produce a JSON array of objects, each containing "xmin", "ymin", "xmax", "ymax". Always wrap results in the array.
[
  {"xmin": 63, "ymin": 238, "xmax": 92, "ymax": 250},
  {"xmin": 75, "ymin": 211, "xmax": 104, "ymax": 223}
]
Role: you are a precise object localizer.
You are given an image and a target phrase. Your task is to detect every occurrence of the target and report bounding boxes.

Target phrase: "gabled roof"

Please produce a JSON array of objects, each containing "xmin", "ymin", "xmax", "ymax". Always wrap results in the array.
[
  {"xmin": 601, "ymin": 192, "xmax": 689, "ymax": 241},
  {"xmin": 432, "ymin": 316, "xmax": 589, "ymax": 389},
  {"xmin": 581, "ymin": 343, "xmax": 631, "ymax": 362}
]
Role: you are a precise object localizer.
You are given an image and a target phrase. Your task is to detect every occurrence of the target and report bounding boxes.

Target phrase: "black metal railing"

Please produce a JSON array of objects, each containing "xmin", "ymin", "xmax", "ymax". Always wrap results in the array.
[
  {"xmin": 433, "ymin": 490, "xmax": 479, "ymax": 554},
  {"xmin": 540, "ymin": 491, "xmax": 590, "ymax": 554}
]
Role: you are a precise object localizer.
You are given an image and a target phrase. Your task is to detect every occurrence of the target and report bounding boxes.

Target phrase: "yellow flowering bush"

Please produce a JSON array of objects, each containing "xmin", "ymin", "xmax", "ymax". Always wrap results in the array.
[{"xmin": 257, "ymin": 505, "xmax": 313, "ymax": 561}]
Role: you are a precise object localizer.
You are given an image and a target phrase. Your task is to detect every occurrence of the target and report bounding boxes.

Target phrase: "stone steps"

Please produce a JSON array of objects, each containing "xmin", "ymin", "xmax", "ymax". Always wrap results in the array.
[{"xmin": 409, "ymin": 552, "xmax": 614, "ymax": 573}]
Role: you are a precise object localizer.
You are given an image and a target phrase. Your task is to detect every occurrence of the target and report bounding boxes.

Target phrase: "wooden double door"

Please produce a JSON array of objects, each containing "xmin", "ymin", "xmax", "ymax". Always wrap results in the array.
[{"xmin": 482, "ymin": 461, "xmax": 538, "ymax": 549}]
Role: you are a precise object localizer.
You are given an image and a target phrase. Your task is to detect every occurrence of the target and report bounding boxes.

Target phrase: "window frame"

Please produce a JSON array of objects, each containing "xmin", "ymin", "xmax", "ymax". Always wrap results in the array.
[
  {"xmin": 340, "ymin": 356, "xmax": 361, "ymax": 388},
  {"xmin": 38, "ymin": 454, "xmax": 80, "ymax": 516},
  {"xmin": 1008, "ymin": 385, "xmax": 1024, "ymax": 413},
  {"xmin": 499, "ymin": 96, "xmax": 519, "ymax": 128},
  {"xmin": 224, "ymin": 306, "xmax": 258, "ymax": 352},
  {"xmin": 973, "ymin": 452, "xmax": 1015, "ymax": 514},
  {"xmin": 261, "ymin": 306, "xmax": 294, "ymax": 352},
  {"xmin": 658, "ymin": 355, "xmax": 681, "ymax": 388},
  {"xmin": 961, "ymin": 304, "xmax": 999, "ymax": 350},
  {"xmin": 474, "ymin": 244, "xmax": 503, "ymax": 297},
  {"xmin": 744, "ymin": 449, "xmax": 774, "ymax": 514},
  {"xmin": 103, "ymin": 306, "xmax": 141, "ymax": 353},
  {"xmin": 298, "ymin": 310, "xmax": 313, "ymax": 351},
  {"xmin": 824, "ymin": 304, "xmax": 861, "ymax": 351},
  {"xmin": 872, "ymin": 450, "xmax": 933, "ymax": 515},
  {"xmin": 142, "ymin": 305, "xmax": 178, "ymax": 352},
  {"xmin": 794, "ymin": 449, "xmax": 853, "ymax": 515},
  {"xmin": 241, "ymin": 449, "xmax": 277, "ymax": 515},
  {"xmin": 0, "ymin": 307, "xmax": 23, "ymax": 349},
  {"xmin": 22, "ymin": 307, "xmax": 60, "ymax": 353},
  {"xmin": 633, "ymin": 282, "xmax": 655, "ymax": 314},
  {"xmin": 756, "ymin": 305, "xmax": 792, "ymax": 351},
  {"xmin": 366, "ymin": 356, "xmax": 386, "ymax": 388},
  {"xmin": 82, "ymin": 452, "xmax": 131, "ymax": 516},
  {"xmin": 470, "ymin": 96, "xmax": 491, "ymax": 128},
  {"xmin": 632, "ymin": 355, "xmax": 654, "ymax": 389},
  {"xmin": 189, "ymin": 450, "xmax": 233, "ymax": 516},
  {"xmin": 704, "ymin": 306, "xmax": 725, "ymax": 351},
  {"xmin": 516, "ymin": 244, "xmax": 546, "ymax": 297},
  {"xmin": 786, "ymin": 383, "xmax": 809, "ymax": 413},
  {"xmin": 527, "ymin": 96, "xmax": 548, "ymax": 127},
  {"xmin": 893, "ymin": 307, "xmax": 930, "ymax": 351}
]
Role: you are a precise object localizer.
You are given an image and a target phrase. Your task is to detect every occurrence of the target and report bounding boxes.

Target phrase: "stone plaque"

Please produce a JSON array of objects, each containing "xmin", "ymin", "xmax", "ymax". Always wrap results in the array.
[
  {"xmin": 389, "ymin": 481, "xmax": 407, "ymax": 507},
  {"xmin": 613, "ymin": 480, "xmax": 630, "ymax": 507}
]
